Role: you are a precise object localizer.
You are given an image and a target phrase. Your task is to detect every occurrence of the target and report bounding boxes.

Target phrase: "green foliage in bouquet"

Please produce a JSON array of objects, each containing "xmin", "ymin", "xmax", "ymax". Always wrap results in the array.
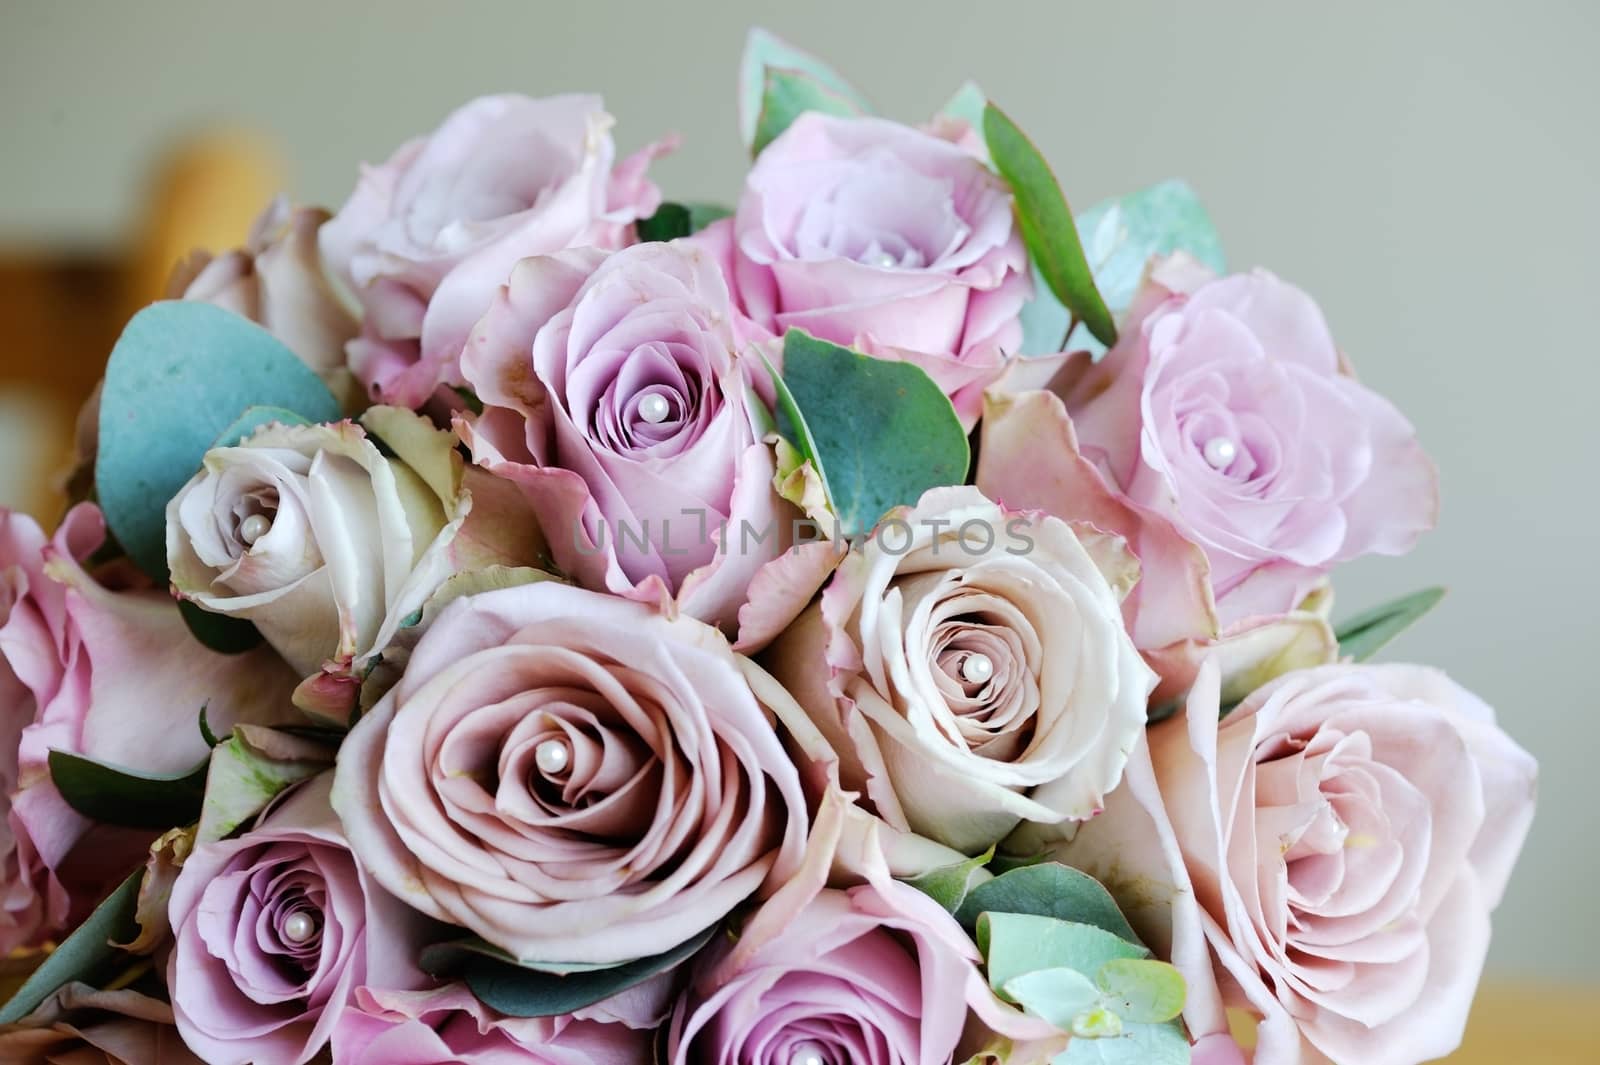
[{"xmin": 0, "ymin": 871, "xmax": 142, "ymax": 1024}]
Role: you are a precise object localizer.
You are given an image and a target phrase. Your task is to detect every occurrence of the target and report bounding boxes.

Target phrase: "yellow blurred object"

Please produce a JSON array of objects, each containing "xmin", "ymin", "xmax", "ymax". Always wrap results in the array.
[{"xmin": 0, "ymin": 127, "xmax": 286, "ymax": 521}]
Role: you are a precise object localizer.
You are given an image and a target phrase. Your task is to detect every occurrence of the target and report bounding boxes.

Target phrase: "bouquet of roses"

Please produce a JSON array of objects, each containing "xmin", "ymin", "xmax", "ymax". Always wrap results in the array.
[{"xmin": 0, "ymin": 29, "xmax": 1536, "ymax": 1065}]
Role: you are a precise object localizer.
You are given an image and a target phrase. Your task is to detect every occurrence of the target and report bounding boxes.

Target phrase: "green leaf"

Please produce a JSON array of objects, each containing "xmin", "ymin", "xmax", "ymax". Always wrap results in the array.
[
  {"xmin": 0, "ymin": 870, "xmax": 141, "ymax": 1023},
  {"xmin": 48, "ymin": 749, "xmax": 207, "ymax": 830},
  {"xmin": 983, "ymin": 103, "xmax": 1116, "ymax": 347},
  {"xmin": 1065, "ymin": 180, "xmax": 1227, "ymax": 357},
  {"xmin": 905, "ymin": 846, "xmax": 994, "ymax": 913},
  {"xmin": 1058, "ymin": 1020, "xmax": 1191, "ymax": 1065},
  {"xmin": 96, "ymin": 302, "xmax": 342, "ymax": 581},
  {"xmin": 957, "ymin": 862, "xmax": 1142, "ymax": 945},
  {"xmin": 979, "ymin": 913, "xmax": 1147, "ymax": 996},
  {"xmin": 753, "ymin": 68, "xmax": 862, "ymax": 155},
  {"xmin": 178, "ymin": 599, "xmax": 263, "ymax": 654},
  {"xmin": 939, "ymin": 81, "xmax": 988, "ymax": 136},
  {"xmin": 739, "ymin": 28, "xmax": 870, "ymax": 150},
  {"xmin": 1001, "ymin": 966, "xmax": 1101, "ymax": 1024},
  {"xmin": 779, "ymin": 329, "xmax": 969, "ymax": 537},
  {"xmin": 636, "ymin": 202, "xmax": 691, "ymax": 242},
  {"xmin": 197, "ymin": 732, "xmax": 331, "ymax": 843},
  {"xmin": 1335, "ymin": 586, "xmax": 1446, "ymax": 661},
  {"xmin": 424, "ymin": 925, "xmax": 715, "ymax": 1018},
  {"xmin": 1096, "ymin": 958, "xmax": 1186, "ymax": 1024},
  {"xmin": 212, "ymin": 405, "xmax": 311, "ymax": 449}
]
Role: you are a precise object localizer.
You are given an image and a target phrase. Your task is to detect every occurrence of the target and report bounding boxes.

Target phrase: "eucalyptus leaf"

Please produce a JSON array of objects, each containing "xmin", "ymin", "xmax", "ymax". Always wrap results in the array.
[
  {"xmin": 739, "ymin": 28, "xmax": 871, "ymax": 150},
  {"xmin": 983, "ymin": 103, "xmax": 1116, "ymax": 347},
  {"xmin": 1001, "ymin": 966, "xmax": 1101, "ymax": 1024},
  {"xmin": 753, "ymin": 68, "xmax": 862, "ymax": 155},
  {"xmin": 212, "ymin": 405, "xmax": 311, "ymax": 449},
  {"xmin": 957, "ymin": 862, "xmax": 1141, "ymax": 945},
  {"xmin": 1335, "ymin": 586, "xmax": 1446, "ymax": 661},
  {"xmin": 433, "ymin": 925, "xmax": 715, "ymax": 1018},
  {"xmin": 96, "ymin": 302, "xmax": 342, "ymax": 580},
  {"xmin": 1058, "ymin": 1020, "xmax": 1191, "ymax": 1065},
  {"xmin": 939, "ymin": 81, "xmax": 988, "ymax": 136},
  {"xmin": 979, "ymin": 913, "xmax": 1147, "ymax": 995},
  {"xmin": 779, "ymin": 330, "xmax": 969, "ymax": 537},
  {"xmin": 905, "ymin": 846, "xmax": 994, "ymax": 913},
  {"xmin": 178, "ymin": 599, "xmax": 262, "ymax": 655},
  {"xmin": 636, "ymin": 203, "xmax": 691, "ymax": 242},
  {"xmin": 0, "ymin": 870, "xmax": 140, "ymax": 1023},
  {"xmin": 1095, "ymin": 958, "xmax": 1186, "ymax": 1024},
  {"xmin": 48, "ymin": 749, "xmax": 207, "ymax": 830},
  {"xmin": 196, "ymin": 732, "xmax": 332, "ymax": 843}
]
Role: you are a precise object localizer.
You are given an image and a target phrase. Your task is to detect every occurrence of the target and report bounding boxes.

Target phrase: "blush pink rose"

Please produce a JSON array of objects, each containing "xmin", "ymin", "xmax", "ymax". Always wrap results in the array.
[
  {"xmin": 668, "ymin": 878, "xmax": 1060, "ymax": 1065},
  {"xmin": 1057, "ymin": 255, "xmax": 1438, "ymax": 627},
  {"xmin": 710, "ymin": 111, "xmax": 1031, "ymax": 424},
  {"xmin": 320, "ymin": 94, "xmax": 669, "ymax": 407},
  {"xmin": 331, "ymin": 984, "xmax": 654, "ymax": 1065},
  {"xmin": 459, "ymin": 240, "xmax": 819, "ymax": 639},
  {"xmin": 332, "ymin": 580, "xmax": 809, "ymax": 966},
  {"xmin": 1052, "ymin": 661, "xmax": 1537, "ymax": 1065},
  {"xmin": 1, "ymin": 505, "xmax": 296, "ymax": 954},
  {"xmin": 167, "ymin": 774, "xmax": 434, "ymax": 1065}
]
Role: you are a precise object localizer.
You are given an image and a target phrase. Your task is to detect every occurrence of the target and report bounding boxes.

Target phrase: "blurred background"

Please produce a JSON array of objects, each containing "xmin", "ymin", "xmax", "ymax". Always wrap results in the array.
[{"xmin": 1, "ymin": 1, "xmax": 1594, "ymax": 1059}]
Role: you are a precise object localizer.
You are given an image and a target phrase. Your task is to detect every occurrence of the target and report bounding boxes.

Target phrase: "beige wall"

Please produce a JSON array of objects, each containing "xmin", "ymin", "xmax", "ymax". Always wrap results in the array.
[{"xmin": 1, "ymin": 0, "xmax": 1595, "ymax": 980}]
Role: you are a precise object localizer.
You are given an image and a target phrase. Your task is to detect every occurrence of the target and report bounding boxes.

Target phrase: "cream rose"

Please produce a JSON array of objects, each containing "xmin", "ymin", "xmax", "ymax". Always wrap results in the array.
[
  {"xmin": 765, "ymin": 486, "xmax": 1155, "ymax": 853},
  {"xmin": 166, "ymin": 407, "xmax": 539, "ymax": 712}
]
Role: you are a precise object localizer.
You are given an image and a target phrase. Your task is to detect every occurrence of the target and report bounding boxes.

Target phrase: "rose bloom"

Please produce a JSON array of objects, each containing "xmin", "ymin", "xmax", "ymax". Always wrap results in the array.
[
  {"xmin": 332, "ymin": 580, "xmax": 809, "ymax": 965},
  {"xmin": 668, "ymin": 878, "xmax": 1062, "ymax": 1065},
  {"xmin": 167, "ymin": 196, "xmax": 361, "ymax": 410},
  {"xmin": 166, "ymin": 406, "xmax": 539, "ymax": 714},
  {"xmin": 765, "ymin": 486, "xmax": 1154, "ymax": 854},
  {"xmin": 460, "ymin": 240, "xmax": 813, "ymax": 638},
  {"xmin": 0, "ymin": 984, "xmax": 203, "ymax": 1065},
  {"xmin": 332, "ymin": 984, "xmax": 654, "ymax": 1065},
  {"xmin": 1053, "ymin": 662, "xmax": 1537, "ymax": 1065},
  {"xmin": 2, "ymin": 505, "xmax": 295, "ymax": 952},
  {"xmin": 167, "ymin": 774, "xmax": 434, "ymax": 1065},
  {"xmin": 706, "ymin": 111, "xmax": 1031, "ymax": 424},
  {"xmin": 320, "ymin": 93, "xmax": 668, "ymax": 406}
]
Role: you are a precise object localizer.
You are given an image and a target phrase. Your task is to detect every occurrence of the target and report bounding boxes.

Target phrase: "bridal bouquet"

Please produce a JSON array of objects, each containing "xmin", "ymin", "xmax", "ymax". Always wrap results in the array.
[{"xmin": 0, "ymin": 30, "xmax": 1536, "ymax": 1065}]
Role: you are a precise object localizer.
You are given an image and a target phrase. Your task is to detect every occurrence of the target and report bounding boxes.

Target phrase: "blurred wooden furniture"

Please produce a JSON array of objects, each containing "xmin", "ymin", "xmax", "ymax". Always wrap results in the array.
[{"xmin": 0, "ymin": 130, "xmax": 284, "ymax": 521}]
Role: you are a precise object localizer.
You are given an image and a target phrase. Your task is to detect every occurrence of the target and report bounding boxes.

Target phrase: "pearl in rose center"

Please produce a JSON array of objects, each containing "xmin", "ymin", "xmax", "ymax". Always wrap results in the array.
[
  {"xmin": 789, "ymin": 1043, "xmax": 827, "ymax": 1065},
  {"xmin": 536, "ymin": 739, "xmax": 570, "ymax": 774},
  {"xmin": 282, "ymin": 911, "xmax": 317, "ymax": 945},
  {"xmin": 1202, "ymin": 436, "xmax": 1238, "ymax": 470},
  {"xmin": 866, "ymin": 250, "xmax": 898, "ymax": 270},
  {"xmin": 638, "ymin": 393, "xmax": 671, "ymax": 425},
  {"xmin": 960, "ymin": 652, "xmax": 995, "ymax": 685},
  {"xmin": 239, "ymin": 514, "xmax": 272, "ymax": 546}
]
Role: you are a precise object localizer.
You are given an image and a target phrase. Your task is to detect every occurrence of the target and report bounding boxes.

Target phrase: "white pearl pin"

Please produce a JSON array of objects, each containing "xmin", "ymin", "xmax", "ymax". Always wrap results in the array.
[
  {"xmin": 1202, "ymin": 436, "xmax": 1238, "ymax": 470},
  {"xmin": 239, "ymin": 514, "xmax": 272, "ymax": 546},
  {"xmin": 282, "ymin": 911, "xmax": 317, "ymax": 945},
  {"xmin": 790, "ymin": 1044, "xmax": 826, "ymax": 1065},
  {"xmin": 638, "ymin": 394, "xmax": 672, "ymax": 425},
  {"xmin": 867, "ymin": 250, "xmax": 898, "ymax": 269},
  {"xmin": 960, "ymin": 652, "xmax": 994, "ymax": 685},
  {"xmin": 536, "ymin": 739, "xmax": 571, "ymax": 774}
]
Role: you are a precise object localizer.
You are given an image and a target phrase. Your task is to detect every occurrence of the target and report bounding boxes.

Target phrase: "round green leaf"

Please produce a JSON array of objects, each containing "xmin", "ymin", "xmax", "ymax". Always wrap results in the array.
[
  {"xmin": 1095, "ymin": 958, "xmax": 1187, "ymax": 1025},
  {"xmin": 957, "ymin": 862, "xmax": 1142, "ymax": 946},
  {"xmin": 739, "ymin": 28, "xmax": 871, "ymax": 150},
  {"xmin": 1001, "ymin": 966, "xmax": 1101, "ymax": 1025},
  {"xmin": 96, "ymin": 302, "xmax": 342, "ymax": 581}
]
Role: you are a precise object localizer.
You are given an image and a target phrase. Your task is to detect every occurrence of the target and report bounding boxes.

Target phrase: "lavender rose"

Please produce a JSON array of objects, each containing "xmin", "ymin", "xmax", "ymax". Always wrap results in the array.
[
  {"xmin": 167, "ymin": 774, "xmax": 434, "ymax": 1065},
  {"xmin": 766, "ymin": 486, "xmax": 1154, "ymax": 853},
  {"xmin": 709, "ymin": 111, "xmax": 1031, "ymax": 424},
  {"xmin": 459, "ymin": 240, "xmax": 815, "ymax": 637},
  {"xmin": 320, "ymin": 94, "xmax": 668, "ymax": 406},
  {"xmin": 1052, "ymin": 662, "xmax": 1537, "ymax": 1065},
  {"xmin": 331, "ymin": 580, "xmax": 809, "ymax": 965}
]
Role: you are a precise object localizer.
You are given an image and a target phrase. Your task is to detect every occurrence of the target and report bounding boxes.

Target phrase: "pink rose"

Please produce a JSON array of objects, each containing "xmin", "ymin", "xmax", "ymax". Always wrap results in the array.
[
  {"xmin": 459, "ymin": 241, "xmax": 813, "ymax": 637},
  {"xmin": 167, "ymin": 197, "xmax": 361, "ymax": 410},
  {"xmin": 1057, "ymin": 256, "xmax": 1438, "ymax": 627},
  {"xmin": 167, "ymin": 774, "xmax": 434, "ymax": 1065},
  {"xmin": 712, "ymin": 111, "xmax": 1031, "ymax": 424},
  {"xmin": 0, "ymin": 983, "xmax": 203, "ymax": 1065},
  {"xmin": 1053, "ymin": 662, "xmax": 1537, "ymax": 1065},
  {"xmin": 1, "ymin": 505, "xmax": 296, "ymax": 953},
  {"xmin": 667, "ymin": 878, "xmax": 1056, "ymax": 1065},
  {"xmin": 332, "ymin": 984, "xmax": 654, "ymax": 1065},
  {"xmin": 332, "ymin": 580, "xmax": 809, "ymax": 965},
  {"xmin": 320, "ymin": 94, "xmax": 669, "ymax": 407}
]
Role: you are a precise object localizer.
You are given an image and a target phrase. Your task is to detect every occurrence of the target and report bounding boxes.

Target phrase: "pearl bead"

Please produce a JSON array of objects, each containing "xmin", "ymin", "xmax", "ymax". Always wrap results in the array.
[
  {"xmin": 239, "ymin": 514, "xmax": 272, "ymax": 546},
  {"xmin": 282, "ymin": 911, "xmax": 317, "ymax": 945},
  {"xmin": 789, "ymin": 1043, "xmax": 826, "ymax": 1065},
  {"xmin": 960, "ymin": 652, "xmax": 994, "ymax": 685},
  {"xmin": 1202, "ymin": 435, "xmax": 1238, "ymax": 470},
  {"xmin": 535, "ymin": 739, "xmax": 570, "ymax": 774},
  {"xmin": 867, "ymin": 250, "xmax": 898, "ymax": 269},
  {"xmin": 638, "ymin": 393, "xmax": 671, "ymax": 425}
]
